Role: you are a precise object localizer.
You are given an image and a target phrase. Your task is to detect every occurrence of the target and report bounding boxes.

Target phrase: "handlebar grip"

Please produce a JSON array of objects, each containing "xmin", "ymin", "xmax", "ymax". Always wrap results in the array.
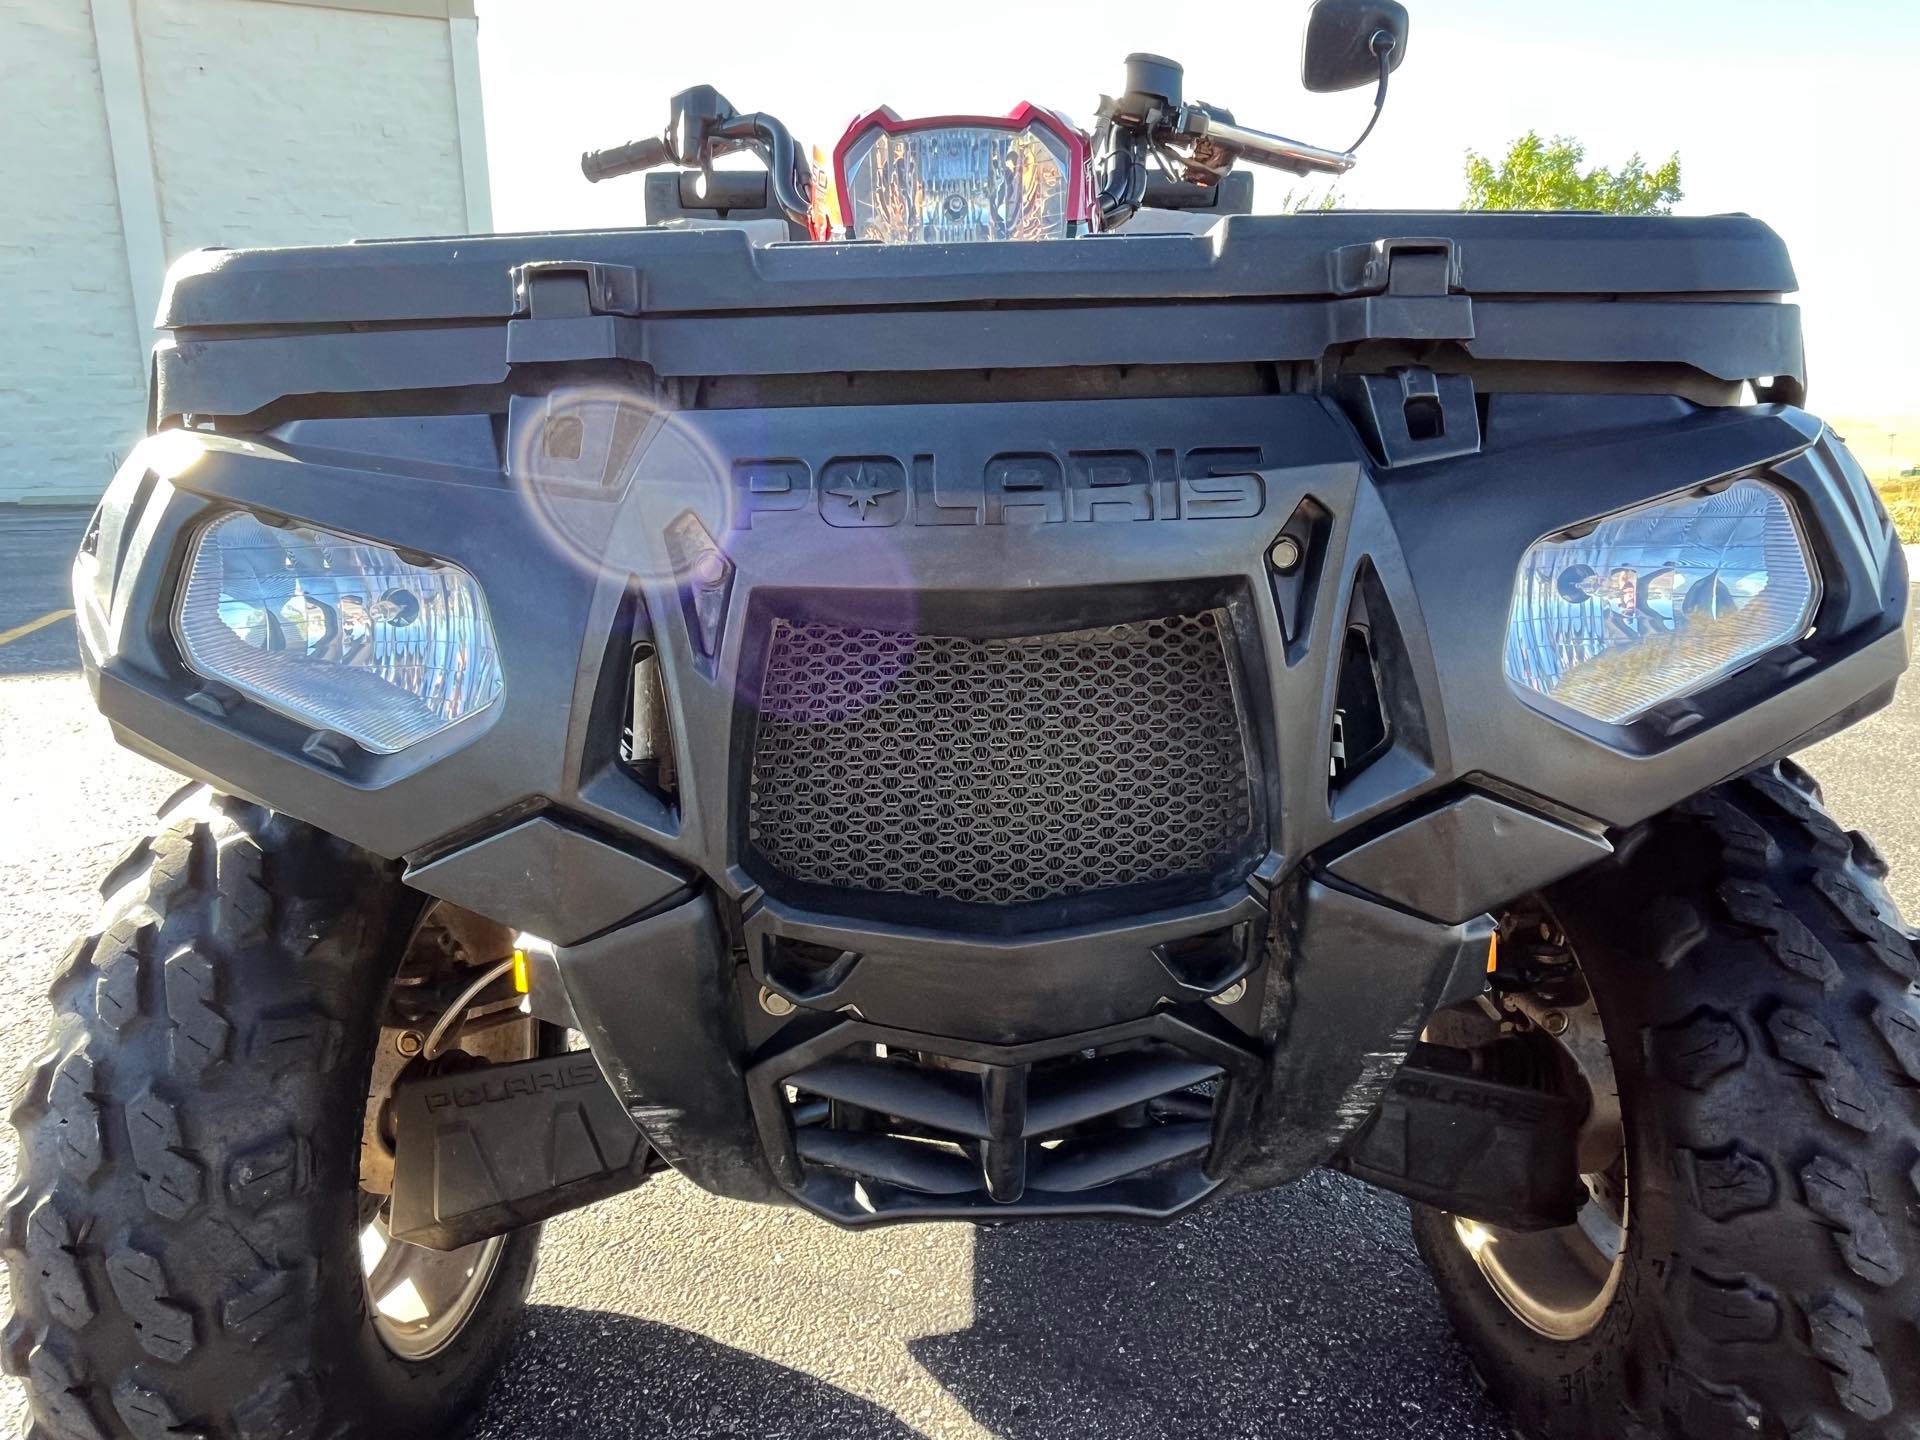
[{"xmin": 580, "ymin": 136, "xmax": 672, "ymax": 184}]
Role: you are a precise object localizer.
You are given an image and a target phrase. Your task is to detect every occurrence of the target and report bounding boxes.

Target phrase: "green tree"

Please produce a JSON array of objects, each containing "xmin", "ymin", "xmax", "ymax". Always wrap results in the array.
[
  {"xmin": 1462, "ymin": 131, "xmax": 1682, "ymax": 215},
  {"xmin": 1278, "ymin": 186, "xmax": 1342, "ymax": 214}
]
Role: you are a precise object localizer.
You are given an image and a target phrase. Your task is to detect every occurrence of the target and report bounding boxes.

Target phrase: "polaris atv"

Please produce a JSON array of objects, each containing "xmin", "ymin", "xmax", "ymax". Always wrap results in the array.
[{"xmin": 11, "ymin": 4, "xmax": 1917, "ymax": 1437}]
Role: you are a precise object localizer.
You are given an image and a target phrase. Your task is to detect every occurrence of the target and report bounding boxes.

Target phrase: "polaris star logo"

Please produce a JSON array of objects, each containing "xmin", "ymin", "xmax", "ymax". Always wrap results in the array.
[
  {"xmin": 731, "ymin": 447, "xmax": 1265, "ymax": 530},
  {"xmin": 823, "ymin": 462, "xmax": 902, "ymax": 521}
]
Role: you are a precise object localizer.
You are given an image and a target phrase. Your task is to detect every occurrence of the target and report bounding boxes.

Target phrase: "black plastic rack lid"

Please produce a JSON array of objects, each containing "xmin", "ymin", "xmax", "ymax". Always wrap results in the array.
[{"xmin": 157, "ymin": 210, "xmax": 1796, "ymax": 330}]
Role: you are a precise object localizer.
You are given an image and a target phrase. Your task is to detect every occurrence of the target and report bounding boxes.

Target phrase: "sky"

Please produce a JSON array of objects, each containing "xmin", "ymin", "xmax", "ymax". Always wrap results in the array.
[{"xmin": 471, "ymin": 0, "xmax": 1920, "ymax": 452}]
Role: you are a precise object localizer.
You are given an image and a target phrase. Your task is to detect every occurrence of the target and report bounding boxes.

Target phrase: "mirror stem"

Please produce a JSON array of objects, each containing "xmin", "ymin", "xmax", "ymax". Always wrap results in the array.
[{"xmin": 1342, "ymin": 34, "xmax": 1397, "ymax": 154}]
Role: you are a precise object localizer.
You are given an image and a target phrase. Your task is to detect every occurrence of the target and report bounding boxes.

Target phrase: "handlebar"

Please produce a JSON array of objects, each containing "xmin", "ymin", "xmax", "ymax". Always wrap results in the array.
[
  {"xmin": 578, "ymin": 86, "xmax": 812, "ymax": 225},
  {"xmin": 581, "ymin": 136, "xmax": 673, "ymax": 184},
  {"xmin": 590, "ymin": 54, "xmax": 1376, "ymax": 236},
  {"xmin": 707, "ymin": 111, "xmax": 812, "ymax": 223},
  {"xmin": 1094, "ymin": 50, "xmax": 1386, "ymax": 229},
  {"xmin": 1094, "ymin": 105, "xmax": 1353, "ymax": 226},
  {"xmin": 1171, "ymin": 110, "xmax": 1356, "ymax": 178}
]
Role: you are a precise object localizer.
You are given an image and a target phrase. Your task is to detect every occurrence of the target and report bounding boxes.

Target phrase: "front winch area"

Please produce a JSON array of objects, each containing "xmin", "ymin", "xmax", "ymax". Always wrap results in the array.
[{"xmin": 746, "ymin": 1015, "xmax": 1263, "ymax": 1223}]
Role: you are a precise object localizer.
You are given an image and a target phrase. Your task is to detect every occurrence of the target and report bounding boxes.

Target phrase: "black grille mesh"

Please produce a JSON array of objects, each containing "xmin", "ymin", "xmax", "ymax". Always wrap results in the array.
[{"xmin": 747, "ymin": 612, "xmax": 1254, "ymax": 905}]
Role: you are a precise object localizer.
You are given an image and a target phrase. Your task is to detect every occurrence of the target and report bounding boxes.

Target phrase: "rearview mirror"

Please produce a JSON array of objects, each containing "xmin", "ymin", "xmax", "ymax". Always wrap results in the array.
[{"xmin": 1302, "ymin": 0, "xmax": 1409, "ymax": 93}]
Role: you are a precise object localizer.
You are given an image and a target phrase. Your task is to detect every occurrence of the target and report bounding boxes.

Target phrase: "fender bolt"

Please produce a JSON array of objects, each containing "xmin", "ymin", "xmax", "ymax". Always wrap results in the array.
[
  {"xmin": 1211, "ymin": 978, "xmax": 1248, "ymax": 1006},
  {"xmin": 395, "ymin": 1030, "xmax": 425, "ymax": 1057},
  {"xmin": 1542, "ymin": 1010, "xmax": 1570, "ymax": 1036},
  {"xmin": 759, "ymin": 987, "xmax": 796, "ymax": 1017}
]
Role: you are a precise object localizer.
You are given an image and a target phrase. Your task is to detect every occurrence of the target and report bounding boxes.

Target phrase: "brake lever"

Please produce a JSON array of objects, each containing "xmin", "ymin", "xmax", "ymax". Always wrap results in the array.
[{"xmin": 1168, "ymin": 107, "xmax": 1356, "ymax": 178}]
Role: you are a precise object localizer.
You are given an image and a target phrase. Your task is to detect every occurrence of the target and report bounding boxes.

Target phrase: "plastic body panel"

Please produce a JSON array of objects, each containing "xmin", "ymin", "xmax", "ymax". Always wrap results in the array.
[
  {"xmin": 1325, "ymin": 795, "xmax": 1613, "ymax": 925},
  {"xmin": 85, "ymin": 399, "xmax": 1901, "ymax": 866},
  {"xmin": 387, "ymin": 1052, "xmax": 653, "ymax": 1249},
  {"xmin": 1331, "ymin": 1058, "xmax": 1586, "ymax": 1232},
  {"xmin": 158, "ymin": 213, "xmax": 1798, "ymax": 328},
  {"xmin": 72, "ymin": 214, "xmax": 1906, "ymax": 1223},
  {"xmin": 402, "ymin": 817, "xmax": 692, "ymax": 947},
  {"xmin": 78, "ymin": 392, "xmax": 1906, "ymax": 1219},
  {"xmin": 151, "ymin": 213, "xmax": 1806, "ymax": 420}
]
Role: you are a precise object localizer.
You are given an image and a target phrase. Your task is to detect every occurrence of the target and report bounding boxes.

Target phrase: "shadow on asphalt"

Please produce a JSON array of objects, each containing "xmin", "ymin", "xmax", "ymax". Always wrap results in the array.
[
  {"xmin": 469, "ymin": 1180, "xmax": 1503, "ymax": 1440},
  {"xmin": 473, "ymin": 1304, "xmax": 926, "ymax": 1439},
  {"xmin": 910, "ymin": 1184, "xmax": 1503, "ymax": 1440}
]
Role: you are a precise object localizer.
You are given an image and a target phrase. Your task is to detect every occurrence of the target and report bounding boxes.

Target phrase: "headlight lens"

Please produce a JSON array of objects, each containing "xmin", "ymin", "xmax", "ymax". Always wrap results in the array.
[
  {"xmin": 175, "ymin": 512, "xmax": 502, "ymax": 754},
  {"xmin": 1504, "ymin": 479, "xmax": 1818, "ymax": 725},
  {"xmin": 839, "ymin": 118, "xmax": 1073, "ymax": 244}
]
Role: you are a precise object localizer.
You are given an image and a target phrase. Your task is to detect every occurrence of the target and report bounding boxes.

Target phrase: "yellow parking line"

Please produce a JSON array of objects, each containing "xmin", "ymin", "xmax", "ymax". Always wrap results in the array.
[{"xmin": 0, "ymin": 609, "xmax": 75, "ymax": 647}]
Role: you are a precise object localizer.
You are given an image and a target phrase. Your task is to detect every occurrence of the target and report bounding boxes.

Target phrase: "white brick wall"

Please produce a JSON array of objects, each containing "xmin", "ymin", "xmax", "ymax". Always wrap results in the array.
[
  {"xmin": 0, "ymin": 0, "xmax": 483, "ymax": 505},
  {"xmin": 0, "ymin": 0, "xmax": 153, "ymax": 504},
  {"xmin": 138, "ymin": 0, "xmax": 469, "ymax": 253}
]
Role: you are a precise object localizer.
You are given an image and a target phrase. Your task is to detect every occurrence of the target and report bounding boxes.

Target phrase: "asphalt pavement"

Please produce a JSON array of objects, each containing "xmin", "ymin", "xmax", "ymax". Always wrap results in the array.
[
  {"xmin": 0, "ymin": 507, "xmax": 87, "ymax": 676},
  {"xmin": 0, "ymin": 507, "xmax": 1913, "ymax": 1440}
]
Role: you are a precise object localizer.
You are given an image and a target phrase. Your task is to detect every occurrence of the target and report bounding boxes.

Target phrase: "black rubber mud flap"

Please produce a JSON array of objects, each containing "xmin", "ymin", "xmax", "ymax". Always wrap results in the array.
[
  {"xmin": 388, "ymin": 1052, "xmax": 653, "ymax": 1250},
  {"xmin": 1333, "ymin": 1058, "xmax": 1585, "ymax": 1231}
]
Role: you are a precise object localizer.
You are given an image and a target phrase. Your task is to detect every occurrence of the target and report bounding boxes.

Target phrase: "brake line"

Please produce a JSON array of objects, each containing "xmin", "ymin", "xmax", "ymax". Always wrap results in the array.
[{"xmin": 422, "ymin": 957, "xmax": 518, "ymax": 1060}]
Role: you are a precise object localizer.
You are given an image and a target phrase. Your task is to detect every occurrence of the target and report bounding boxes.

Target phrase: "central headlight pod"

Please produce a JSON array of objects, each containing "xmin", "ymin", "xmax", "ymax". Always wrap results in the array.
[
  {"xmin": 174, "ymin": 511, "xmax": 502, "ymax": 755},
  {"xmin": 833, "ymin": 103, "xmax": 1086, "ymax": 244},
  {"xmin": 1504, "ymin": 478, "xmax": 1819, "ymax": 726}
]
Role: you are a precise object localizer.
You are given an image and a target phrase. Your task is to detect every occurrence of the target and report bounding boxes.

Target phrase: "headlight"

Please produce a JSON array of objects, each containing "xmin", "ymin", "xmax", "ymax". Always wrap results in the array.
[
  {"xmin": 175, "ymin": 512, "xmax": 502, "ymax": 754},
  {"xmin": 1504, "ymin": 478, "xmax": 1818, "ymax": 725},
  {"xmin": 836, "ymin": 105, "xmax": 1081, "ymax": 244}
]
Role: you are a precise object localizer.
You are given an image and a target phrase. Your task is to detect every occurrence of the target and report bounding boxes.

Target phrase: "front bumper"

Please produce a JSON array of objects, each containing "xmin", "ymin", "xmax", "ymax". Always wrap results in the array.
[{"xmin": 76, "ymin": 391, "xmax": 1908, "ymax": 1221}]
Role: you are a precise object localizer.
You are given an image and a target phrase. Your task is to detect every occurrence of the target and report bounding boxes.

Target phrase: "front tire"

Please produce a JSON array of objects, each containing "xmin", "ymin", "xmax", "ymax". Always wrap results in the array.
[
  {"xmin": 3, "ymin": 789, "xmax": 535, "ymax": 1440},
  {"xmin": 1413, "ymin": 761, "xmax": 1920, "ymax": 1440}
]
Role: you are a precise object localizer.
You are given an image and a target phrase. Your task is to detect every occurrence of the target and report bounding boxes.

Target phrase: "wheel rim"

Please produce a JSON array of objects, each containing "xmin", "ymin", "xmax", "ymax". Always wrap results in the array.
[
  {"xmin": 358, "ymin": 910, "xmax": 537, "ymax": 1361},
  {"xmin": 1450, "ymin": 969, "xmax": 1630, "ymax": 1342},
  {"xmin": 359, "ymin": 1204, "xmax": 505, "ymax": 1360}
]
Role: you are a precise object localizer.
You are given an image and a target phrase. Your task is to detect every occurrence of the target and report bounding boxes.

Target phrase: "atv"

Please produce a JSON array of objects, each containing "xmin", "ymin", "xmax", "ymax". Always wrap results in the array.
[{"xmin": 11, "ymin": 3, "xmax": 1916, "ymax": 1437}]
